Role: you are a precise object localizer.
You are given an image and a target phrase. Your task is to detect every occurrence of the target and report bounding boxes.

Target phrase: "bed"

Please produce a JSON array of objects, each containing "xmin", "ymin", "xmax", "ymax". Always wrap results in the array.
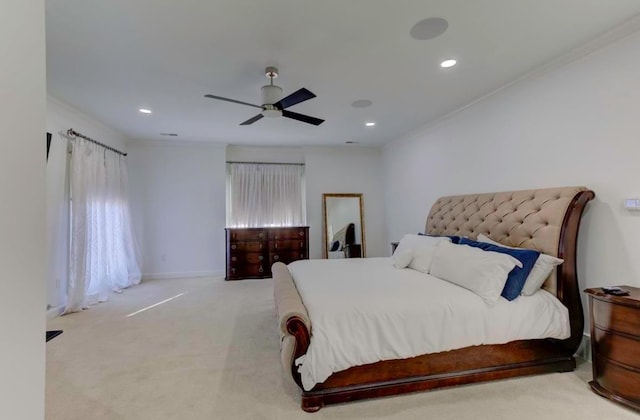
[{"xmin": 273, "ymin": 186, "xmax": 594, "ymax": 412}]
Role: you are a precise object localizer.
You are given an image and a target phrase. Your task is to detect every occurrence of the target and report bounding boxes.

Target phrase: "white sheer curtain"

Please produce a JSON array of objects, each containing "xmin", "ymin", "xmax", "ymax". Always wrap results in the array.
[
  {"xmin": 65, "ymin": 138, "xmax": 141, "ymax": 314},
  {"xmin": 227, "ymin": 163, "xmax": 305, "ymax": 227}
]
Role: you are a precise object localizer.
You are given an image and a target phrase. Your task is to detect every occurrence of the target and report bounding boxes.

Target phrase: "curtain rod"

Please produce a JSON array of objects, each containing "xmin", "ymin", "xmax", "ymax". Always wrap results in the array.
[
  {"xmin": 66, "ymin": 128, "xmax": 127, "ymax": 156},
  {"xmin": 226, "ymin": 161, "xmax": 304, "ymax": 166}
]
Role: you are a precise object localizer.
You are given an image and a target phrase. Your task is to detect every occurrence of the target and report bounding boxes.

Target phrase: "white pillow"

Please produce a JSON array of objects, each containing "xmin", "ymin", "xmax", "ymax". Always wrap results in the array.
[
  {"xmin": 430, "ymin": 241, "xmax": 522, "ymax": 305},
  {"xmin": 408, "ymin": 245, "xmax": 437, "ymax": 273},
  {"xmin": 477, "ymin": 234, "xmax": 564, "ymax": 296},
  {"xmin": 393, "ymin": 249, "xmax": 413, "ymax": 269},
  {"xmin": 393, "ymin": 234, "xmax": 449, "ymax": 257}
]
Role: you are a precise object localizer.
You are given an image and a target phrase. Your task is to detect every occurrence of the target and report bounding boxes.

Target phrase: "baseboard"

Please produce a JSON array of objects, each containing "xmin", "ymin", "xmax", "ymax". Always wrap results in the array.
[
  {"xmin": 47, "ymin": 305, "xmax": 65, "ymax": 319},
  {"xmin": 575, "ymin": 333, "xmax": 591, "ymax": 362},
  {"xmin": 141, "ymin": 270, "xmax": 224, "ymax": 281}
]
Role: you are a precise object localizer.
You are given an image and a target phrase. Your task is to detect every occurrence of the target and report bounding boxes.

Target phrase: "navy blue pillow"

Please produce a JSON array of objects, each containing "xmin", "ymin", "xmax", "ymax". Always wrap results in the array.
[
  {"xmin": 330, "ymin": 240, "xmax": 340, "ymax": 252},
  {"xmin": 458, "ymin": 237, "xmax": 539, "ymax": 301},
  {"xmin": 446, "ymin": 235, "xmax": 461, "ymax": 244}
]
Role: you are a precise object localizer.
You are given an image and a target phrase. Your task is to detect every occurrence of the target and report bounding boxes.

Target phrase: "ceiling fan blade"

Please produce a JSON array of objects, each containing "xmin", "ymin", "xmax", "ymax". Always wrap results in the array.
[
  {"xmin": 282, "ymin": 110, "xmax": 324, "ymax": 126},
  {"xmin": 204, "ymin": 94, "xmax": 262, "ymax": 109},
  {"xmin": 239, "ymin": 114, "xmax": 264, "ymax": 125},
  {"xmin": 274, "ymin": 88, "xmax": 316, "ymax": 109}
]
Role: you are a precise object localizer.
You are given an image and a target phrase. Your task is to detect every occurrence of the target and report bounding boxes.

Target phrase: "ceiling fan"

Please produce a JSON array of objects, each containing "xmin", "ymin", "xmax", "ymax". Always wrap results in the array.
[{"xmin": 204, "ymin": 67, "xmax": 324, "ymax": 126}]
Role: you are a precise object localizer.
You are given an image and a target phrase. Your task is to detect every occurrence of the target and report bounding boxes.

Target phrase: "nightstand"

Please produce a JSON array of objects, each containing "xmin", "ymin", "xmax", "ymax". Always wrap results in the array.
[{"xmin": 585, "ymin": 286, "xmax": 640, "ymax": 411}]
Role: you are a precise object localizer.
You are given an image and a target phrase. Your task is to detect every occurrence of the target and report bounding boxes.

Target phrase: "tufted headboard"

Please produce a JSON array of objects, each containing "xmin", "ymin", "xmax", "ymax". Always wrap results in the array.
[
  {"xmin": 425, "ymin": 186, "xmax": 595, "ymax": 352},
  {"xmin": 425, "ymin": 187, "xmax": 594, "ymax": 297}
]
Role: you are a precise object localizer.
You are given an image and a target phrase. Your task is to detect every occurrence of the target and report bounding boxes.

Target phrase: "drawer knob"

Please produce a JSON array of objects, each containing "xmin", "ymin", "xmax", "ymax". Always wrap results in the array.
[
  {"xmin": 258, "ymin": 233, "xmax": 264, "ymax": 238},
  {"xmin": 258, "ymin": 255, "xmax": 264, "ymax": 261},
  {"xmin": 299, "ymin": 231, "xmax": 304, "ymax": 236},
  {"xmin": 231, "ymin": 268, "xmax": 236, "ymax": 274},
  {"xmin": 231, "ymin": 244, "xmax": 237, "ymax": 250},
  {"xmin": 258, "ymin": 266, "xmax": 264, "ymax": 273},
  {"xmin": 231, "ymin": 256, "xmax": 237, "ymax": 262},
  {"xmin": 275, "ymin": 235, "xmax": 279, "ymax": 240},
  {"xmin": 300, "ymin": 253, "xmax": 304, "ymax": 258},
  {"xmin": 275, "ymin": 243, "xmax": 278, "ymax": 249},
  {"xmin": 274, "ymin": 255, "xmax": 279, "ymax": 261}
]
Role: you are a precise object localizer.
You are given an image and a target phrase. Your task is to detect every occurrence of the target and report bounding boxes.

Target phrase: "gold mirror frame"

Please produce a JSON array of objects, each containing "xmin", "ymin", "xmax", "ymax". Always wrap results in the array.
[{"xmin": 322, "ymin": 193, "xmax": 366, "ymax": 259}]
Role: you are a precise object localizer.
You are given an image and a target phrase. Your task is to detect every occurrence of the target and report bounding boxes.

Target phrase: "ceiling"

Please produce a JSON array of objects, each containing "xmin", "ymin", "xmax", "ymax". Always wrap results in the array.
[{"xmin": 46, "ymin": 1, "xmax": 640, "ymax": 147}]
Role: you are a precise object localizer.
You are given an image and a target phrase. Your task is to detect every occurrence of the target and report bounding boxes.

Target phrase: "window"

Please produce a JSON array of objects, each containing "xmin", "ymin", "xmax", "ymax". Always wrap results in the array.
[{"xmin": 226, "ymin": 162, "xmax": 306, "ymax": 227}]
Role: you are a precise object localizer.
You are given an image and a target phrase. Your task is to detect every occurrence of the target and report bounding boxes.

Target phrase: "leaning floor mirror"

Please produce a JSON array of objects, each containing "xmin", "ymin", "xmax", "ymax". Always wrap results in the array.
[{"xmin": 322, "ymin": 193, "xmax": 365, "ymax": 259}]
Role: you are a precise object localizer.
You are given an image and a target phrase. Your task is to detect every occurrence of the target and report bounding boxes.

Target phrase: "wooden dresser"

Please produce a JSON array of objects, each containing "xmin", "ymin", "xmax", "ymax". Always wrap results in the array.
[
  {"xmin": 585, "ymin": 286, "xmax": 640, "ymax": 411},
  {"xmin": 225, "ymin": 226, "xmax": 309, "ymax": 280}
]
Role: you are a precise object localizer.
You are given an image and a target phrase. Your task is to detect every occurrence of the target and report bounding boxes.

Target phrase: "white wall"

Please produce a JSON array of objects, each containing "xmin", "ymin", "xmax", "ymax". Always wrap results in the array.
[
  {"xmin": 305, "ymin": 147, "xmax": 386, "ymax": 258},
  {"xmin": 0, "ymin": 0, "xmax": 46, "ymax": 418},
  {"xmin": 382, "ymin": 30, "xmax": 640, "ymax": 332},
  {"xmin": 127, "ymin": 141, "xmax": 227, "ymax": 279},
  {"xmin": 47, "ymin": 96, "xmax": 128, "ymax": 151},
  {"xmin": 227, "ymin": 144, "xmax": 304, "ymax": 164},
  {"xmin": 127, "ymin": 144, "xmax": 385, "ymax": 277},
  {"xmin": 46, "ymin": 97, "xmax": 129, "ymax": 310}
]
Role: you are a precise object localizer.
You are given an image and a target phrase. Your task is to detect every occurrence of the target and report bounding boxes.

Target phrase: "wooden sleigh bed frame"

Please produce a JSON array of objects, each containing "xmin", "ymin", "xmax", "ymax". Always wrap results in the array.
[{"xmin": 273, "ymin": 186, "xmax": 595, "ymax": 412}]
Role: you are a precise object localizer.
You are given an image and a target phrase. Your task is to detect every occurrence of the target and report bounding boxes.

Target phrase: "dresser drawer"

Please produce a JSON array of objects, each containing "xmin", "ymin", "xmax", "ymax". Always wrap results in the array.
[
  {"xmin": 228, "ymin": 229, "xmax": 267, "ymax": 242},
  {"xmin": 269, "ymin": 239, "xmax": 307, "ymax": 251},
  {"xmin": 593, "ymin": 328, "xmax": 640, "ymax": 370},
  {"xmin": 227, "ymin": 263, "xmax": 268, "ymax": 279},
  {"xmin": 593, "ymin": 354, "xmax": 640, "ymax": 403},
  {"xmin": 229, "ymin": 252, "xmax": 267, "ymax": 265},
  {"xmin": 229, "ymin": 241, "xmax": 266, "ymax": 252},
  {"xmin": 270, "ymin": 251, "xmax": 307, "ymax": 265},
  {"xmin": 271, "ymin": 228, "xmax": 307, "ymax": 240},
  {"xmin": 592, "ymin": 298, "xmax": 640, "ymax": 337}
]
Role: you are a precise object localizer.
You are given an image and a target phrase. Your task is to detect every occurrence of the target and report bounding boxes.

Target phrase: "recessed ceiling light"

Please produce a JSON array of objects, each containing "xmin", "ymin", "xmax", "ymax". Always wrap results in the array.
[
  {"xmin": 345, "ymin": 141, "xmax": 361, "ymax": 144},
  {"xmin": 440, "ymin": 59, "xmax": 457, "ymax": 68},
  {"xmin": 365, "ymin": 122, "xmax": 376, "ymax": 127},
  {"xmin": 139, "ymin": 108, "xmax": 152, "ymax": 114},
  {"xmin": 160, "ymin": 133, "xmax": 178, "ymax": 137}
]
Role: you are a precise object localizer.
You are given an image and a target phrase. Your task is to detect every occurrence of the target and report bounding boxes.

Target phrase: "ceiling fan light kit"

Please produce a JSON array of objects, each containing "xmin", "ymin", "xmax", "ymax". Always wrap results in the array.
[
  {"xmin": 261, "ymin": 85, "xmax": 283, "ymax": 107},
  {"xmin": 262, "ymin": 104, "xmax": 282, "ymax": 118},
  {"xmin": 204, "ymin": 66, "xmax": 324, "ymax": 126}
]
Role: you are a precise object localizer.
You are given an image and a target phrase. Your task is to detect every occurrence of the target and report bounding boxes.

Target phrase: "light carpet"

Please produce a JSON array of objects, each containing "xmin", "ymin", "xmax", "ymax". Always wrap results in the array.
[{"xmin": 46, "ymin": 276, "xmax": 637, "ymax": 419}]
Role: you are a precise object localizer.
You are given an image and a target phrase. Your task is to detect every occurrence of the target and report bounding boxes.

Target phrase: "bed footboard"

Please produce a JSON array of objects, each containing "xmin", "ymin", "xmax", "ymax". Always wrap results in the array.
[{"xmin": 272, "ymin": 262, "xmax": 311, "ymax": 390}]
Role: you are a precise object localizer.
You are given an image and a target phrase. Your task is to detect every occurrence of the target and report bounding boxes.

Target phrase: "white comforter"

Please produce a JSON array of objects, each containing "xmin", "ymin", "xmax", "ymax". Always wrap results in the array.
[{"xmin": 288, "ymin": 257, "xmax": 570, "ymax": 391}]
